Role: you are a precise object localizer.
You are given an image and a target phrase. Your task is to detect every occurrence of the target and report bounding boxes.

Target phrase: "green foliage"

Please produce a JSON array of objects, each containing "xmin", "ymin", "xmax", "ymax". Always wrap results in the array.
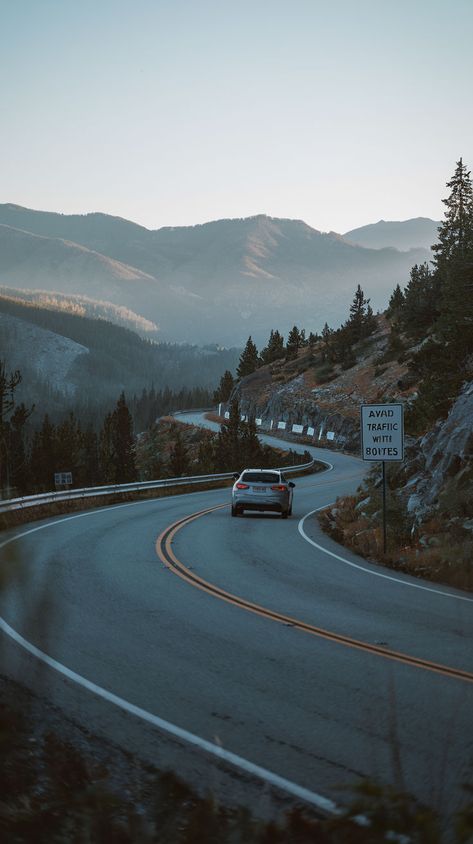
[
  {"xmin": 385, "ymin": 159, "xmax": 473, "ymax": 431},
  {"xmin": 108, "ymin": 392, "xmax": 137, "ymax": 483},
  {"xmin": 237, "ymin": 336, "xmax": 259, "ymax": 378},
  {"xmin": 213, "ymin": 369, "xmax": 235, "ymax": 404},
  {"xmin": 0, "ymin": 361, "xmax": 34, "ymax": 496},
  {"xmin": 400, "ymin": 263, "xmax": 441, "ymax": 340},
  {"xmin": 347, "ymin": 284, "xmax": 375, "ymax": 344},
  {"xmin": 386, "ymin": 283, "xmax": 405, "ymax": 320},
  {"xmin": 169, "ymin": 429, "xmax": 190, "ymax": 476},
  {"xmin": 432, "ymin": 157, "xmax": 473, "ymax": 273},
  {"xmin": 260, "ymin": 329, "xmax": 285, "ymax": 365},
  {"xmin": 0, "ymin": 295, "xmax": 241, "ymax": 407},
  {"xmin": 286, "ymin": 325, "xmax": 302, "ymax": 359}
]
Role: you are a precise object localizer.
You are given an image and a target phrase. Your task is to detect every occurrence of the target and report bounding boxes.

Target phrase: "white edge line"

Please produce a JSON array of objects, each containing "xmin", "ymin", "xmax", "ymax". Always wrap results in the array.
[
  {"xmin": 0, "ymin": 496, "xmax": 338, "ymax": 817},
  {"xmin": 0, "ymin": 615, "xmax": 337, "ymax": 815},
  {"xmin": 298, "ymin": 507, "xmax": 473, "ymax": 603}
]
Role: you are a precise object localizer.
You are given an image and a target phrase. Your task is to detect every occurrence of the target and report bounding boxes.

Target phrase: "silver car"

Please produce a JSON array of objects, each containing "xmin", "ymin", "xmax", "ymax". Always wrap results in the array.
[{"xmin": 231, "ymin": 469, "xmax": 295, "ymax": 518}]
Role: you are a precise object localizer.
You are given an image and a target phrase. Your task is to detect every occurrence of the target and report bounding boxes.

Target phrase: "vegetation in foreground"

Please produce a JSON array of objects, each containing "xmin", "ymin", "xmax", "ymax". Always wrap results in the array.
[
  {"xmin": 318, "ymin": 470, "xmax": 473, "ymax": 593},
  {"xmin": 1, "ymin": 677, "xmax": 472, "ymax": 843}
]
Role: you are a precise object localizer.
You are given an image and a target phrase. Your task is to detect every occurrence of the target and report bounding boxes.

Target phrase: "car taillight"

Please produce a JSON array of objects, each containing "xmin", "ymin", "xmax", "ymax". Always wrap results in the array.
[
  {"xmin": 235, "ymin": 482, "xmax": 249, "ymax": 489},
  {"xmin": 271, "ymin": 484, "xmax": 287, "ymax": 491}
]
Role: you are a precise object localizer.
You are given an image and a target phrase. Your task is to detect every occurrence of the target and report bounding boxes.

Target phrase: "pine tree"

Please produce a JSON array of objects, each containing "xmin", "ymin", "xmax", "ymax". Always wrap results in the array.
[
  {"xmin": 432, "ymin": 157, "xmax": 473, "ymax": 273},
  {"xmin": 216, "ymin": 397, "xmax": 242, "ymax": 471},
  {"xmin": 347, "ymin": 284, "xmax": 373, "ymax": 343},
  {"xmin": 240, "ymin": 414, "xmax": 262, "ymax": 466},
  {"xmin": 401, "ymin": 263, "xmax": 440, "ymax": 339},
  {"xmin": 55, "ymin": 412, "xmax": 82, "ymax": 484},
  {"xmin": 30, "ymin": 414, "xmax": 57, "ymax": 491},
  {"xmin": 260, "ymin": 330, "xmax": 285, "ymax": 365},
  {"xmin": 111, "ymin": 392, "xmax": 136, "ymax": 483},
  {"xmin": 237, "ymin": 337, "xmax": 259, "ymax": 378},
  {"xmin": 9, "ymin": 403, "xmax": 31, "ymax": 495},
  {"xmin": 99, "ymin": 412, "xmax": 115, "ymax": 483},
  {"xmin": 387, "ymin": 284, "xmax": 405, "ymax": 320},
  {"xmin": 0, "ymin": 362, "xmax": 23, "ymax": 494},
  {"xmin": 169, "ymin": 429, "xmax": 190, "ymax": 477},
  {"xmin": 321, "ymin": 323, "xmax": 334, "ymax": 361},
  {"xmin": 213, "ymin": 370, "xmax": 235, "ymax": 404},
  {"xmin": 434, "ymin": 159, "xmax": 473, "ymax": 358},
  {"xmin": 286, "ymin": 326, "xmax": 301, "ymax": 360}
]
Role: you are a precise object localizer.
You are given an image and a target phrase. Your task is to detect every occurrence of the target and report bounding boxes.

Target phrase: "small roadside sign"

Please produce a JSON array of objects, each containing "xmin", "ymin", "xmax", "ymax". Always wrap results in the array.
[
  {"xmin": 360, "ymin": 403, "xmax": 404, "ymax": 462},
  {"xmin": 54, "ymin": 472, "xmax": 73, "ymax": 486}
]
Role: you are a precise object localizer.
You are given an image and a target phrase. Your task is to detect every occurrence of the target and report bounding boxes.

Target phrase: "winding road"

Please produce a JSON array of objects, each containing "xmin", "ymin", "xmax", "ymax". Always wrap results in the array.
[{"xmin": 1, "ymin": 412, "xmax": 472, "ymax": 819}]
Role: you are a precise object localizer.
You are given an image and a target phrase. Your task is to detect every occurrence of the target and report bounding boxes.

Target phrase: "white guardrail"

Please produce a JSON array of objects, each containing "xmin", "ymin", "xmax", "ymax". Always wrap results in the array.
[{"xmin": 0, "ymin": 459, "xmax": 315, "ymax": 515}]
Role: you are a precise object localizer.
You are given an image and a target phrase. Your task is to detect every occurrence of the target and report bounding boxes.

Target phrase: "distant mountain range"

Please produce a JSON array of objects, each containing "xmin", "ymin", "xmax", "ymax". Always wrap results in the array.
[
  {"xmin": 343, "ymin": 217, "xmax": 440, "ymax": 251},
  {"xmin": 0, "ymin": 204, "xmax": 438, "ymax": 345}
]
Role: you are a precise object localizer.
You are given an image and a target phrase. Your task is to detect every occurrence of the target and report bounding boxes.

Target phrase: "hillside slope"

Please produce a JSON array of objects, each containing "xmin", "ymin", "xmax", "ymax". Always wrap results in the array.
[
  {"xmin": 230, "ymin": 322, "xmax": 472, "ymax": 588},
  {"xmin": 0, "ymin": 297, "xmax": 241, "ymax": 410},
  {"xmin": 0, "ymin": 205, "xmax": 431, "ymax": 345}
]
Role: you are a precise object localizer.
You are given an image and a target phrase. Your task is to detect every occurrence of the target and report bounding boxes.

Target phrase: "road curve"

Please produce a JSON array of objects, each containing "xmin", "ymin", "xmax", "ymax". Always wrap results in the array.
[{"xmin": 0, "ymin": 414, "xmax": 472, "ymax": 820}]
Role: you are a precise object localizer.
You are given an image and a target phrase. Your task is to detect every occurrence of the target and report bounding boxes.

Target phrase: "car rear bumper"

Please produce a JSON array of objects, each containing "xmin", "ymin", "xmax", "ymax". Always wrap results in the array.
[{"xmin": 232, "ymin": 494, "xmax": 289, "ymax": 512}]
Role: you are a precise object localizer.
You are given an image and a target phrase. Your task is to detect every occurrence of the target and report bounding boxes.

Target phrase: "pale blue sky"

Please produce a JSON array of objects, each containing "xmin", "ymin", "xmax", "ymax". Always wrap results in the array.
[{"xmin": 1, "ymin": 0, "xmax": 472, "ymax": 232}]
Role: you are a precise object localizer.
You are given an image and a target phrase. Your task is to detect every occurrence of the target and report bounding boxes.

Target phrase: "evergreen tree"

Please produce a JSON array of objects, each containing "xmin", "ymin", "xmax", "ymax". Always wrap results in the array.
[
  {"xmin": 432, "ymin": 157, "xmax": 473, "ymax": 273},
  {"xmin": 9, "ymin": 404, "xmax": 31, "ymax": 495},
  {"xmin": 260, "ymin": 330, "xmax": 285, "ymax": 365},
  {"xmin": 0, "ymin": 362, "xmax": 24, "ymax": 494},
  {"xmin": 404, "ymin": 160, "xmax": 473, "ymax": 431},
  {"xmin": 347, "ymin": 284, "xmax": 374, "ymax": 343},
  {"xmin": 286, "ymin": 326, "xmax": 301, "ymax": 360},
  {"xmin": 81, "ymin": 427, "xmax": 100, "ymax": 487},
  {"xmin": 99, "ymin": 412, "xmax": 115, "ymax": 483},
  {"xmin": 30, "ymin": 414, "xmax": 56, "ymax": 491},
  {"xmin": 213, "ymin": 370, "xmax": 235, "ymax": 404},
  {"xmin": 401, "ymin": 263, "xmax": 440, "ymax": 339},
  {"xmin": 55, "ymin": 412, "xmax": 82, "ymax": 484},
  {"xmin": 237, "ymin": 337, "xmax": 259, "ymax": 378},
  {"xmin": 321, "ymin": 323, "xmax": 334, "ymax": 361},
  {"xmin": 386, "ymin": 284, "xmax": 405, "ymax": 320},
  {"xmin": 216, "ymin": 397, "xmax": 243, "ymax": 470},
  {"xmin": 331, "ymin": 325, "xmax": 355, "ymax": 368},
  {"xmin": 434, "ymin": 159, "xmax": 473, "ymax": 359},
  {"xmin": 111, "ymin": 392, "xmax": 136, "ymax": 483},
  {"xmin": 197, "ymin": 436, "xmax": 216, "ymax": 474},
  {"xmin": 240, "ymin": 414, "xmax": 262, "ymax": 466},
  {"xmin": 169, "ymin": 429, "xmax": 190, "ymax": 476}
]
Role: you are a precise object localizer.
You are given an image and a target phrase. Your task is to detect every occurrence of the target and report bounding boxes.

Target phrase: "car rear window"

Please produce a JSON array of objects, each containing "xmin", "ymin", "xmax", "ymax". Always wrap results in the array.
[{"xmin": 241, "ymin": 472, "xmax": 280, "ymax": 484}]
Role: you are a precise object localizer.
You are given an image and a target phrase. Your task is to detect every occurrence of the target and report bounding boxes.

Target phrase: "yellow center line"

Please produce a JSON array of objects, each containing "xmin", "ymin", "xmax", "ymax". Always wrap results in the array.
[{"xmin": 155, "ymin": 505, "xmax": 473, "ymax": 684}]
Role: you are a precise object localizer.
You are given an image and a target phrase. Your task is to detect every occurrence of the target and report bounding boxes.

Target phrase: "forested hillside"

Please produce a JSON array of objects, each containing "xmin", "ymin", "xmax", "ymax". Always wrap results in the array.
[
  {"xmin": 0, "ymin": 295, "xmax": 240, "ymax": 426},
  {"xmin": 227, "ymin": 159, "xmax": 473, "ymax": 589}
]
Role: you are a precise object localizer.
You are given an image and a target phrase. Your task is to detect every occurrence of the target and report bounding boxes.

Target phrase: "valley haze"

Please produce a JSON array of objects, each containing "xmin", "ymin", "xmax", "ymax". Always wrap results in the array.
[{"xmin": 0, "ymin": 203, "xmax": 438, "ymax": 346}]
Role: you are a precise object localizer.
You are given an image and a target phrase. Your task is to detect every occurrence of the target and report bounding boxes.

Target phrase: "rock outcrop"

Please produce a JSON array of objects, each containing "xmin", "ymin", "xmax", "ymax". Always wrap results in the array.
[{"xmin": 401, "ymin": 380, "xmax": 473, "ymax": 525}]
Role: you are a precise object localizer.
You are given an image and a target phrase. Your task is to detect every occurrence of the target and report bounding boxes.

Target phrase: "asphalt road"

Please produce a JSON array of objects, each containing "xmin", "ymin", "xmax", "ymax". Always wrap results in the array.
[{"xmin": 1, "ymin": 414, "xmax": 472, "ymax": 821}]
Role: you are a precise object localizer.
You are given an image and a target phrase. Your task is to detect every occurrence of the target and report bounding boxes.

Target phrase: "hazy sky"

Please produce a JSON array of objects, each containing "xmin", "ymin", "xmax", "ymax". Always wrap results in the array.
[{"xmin": 2, "ymin": 0, "xmax": 472, "ymax": 233}]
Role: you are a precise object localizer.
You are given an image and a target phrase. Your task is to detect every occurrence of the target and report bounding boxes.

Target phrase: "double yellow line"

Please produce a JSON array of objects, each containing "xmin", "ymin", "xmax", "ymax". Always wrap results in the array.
[{"xmin": 156, "ymin": 505, "xmax": 473, "ymax": 684}]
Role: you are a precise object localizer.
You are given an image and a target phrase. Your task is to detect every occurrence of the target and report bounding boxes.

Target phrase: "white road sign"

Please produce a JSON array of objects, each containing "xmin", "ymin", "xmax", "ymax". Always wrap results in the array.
[{"xmin": 360, "ymin": 403, "xmax": 404, "ymax": 461}]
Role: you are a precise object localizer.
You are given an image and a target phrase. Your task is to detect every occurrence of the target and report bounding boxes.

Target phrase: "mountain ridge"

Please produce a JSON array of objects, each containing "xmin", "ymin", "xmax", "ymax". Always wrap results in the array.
[{"xmin": 0, "ymin": 204, "xmax": 434, "ymax": 345}]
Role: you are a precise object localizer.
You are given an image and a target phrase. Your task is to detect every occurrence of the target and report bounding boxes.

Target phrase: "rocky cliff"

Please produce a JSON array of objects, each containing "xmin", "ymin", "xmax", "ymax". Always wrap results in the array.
[
  {"xmin": 232, "ymin": 319, "xmax": 415, "ymax": 453},
  {"xmin": 402, "ymin": 379, "xmax": 473, "ymax": 527}
]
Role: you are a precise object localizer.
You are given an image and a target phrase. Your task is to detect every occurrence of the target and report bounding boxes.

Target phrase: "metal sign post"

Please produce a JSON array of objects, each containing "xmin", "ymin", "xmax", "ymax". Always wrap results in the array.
[{"xmin": 360, "ymin": 403, "xmax": 404, "ymax": 554}]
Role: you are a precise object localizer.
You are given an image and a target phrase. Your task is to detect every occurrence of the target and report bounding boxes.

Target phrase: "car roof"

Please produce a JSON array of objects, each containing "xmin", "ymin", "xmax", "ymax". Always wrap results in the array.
[{"xmin": 241, "ymin": 468, "xmax": 280, "ymax": 473}]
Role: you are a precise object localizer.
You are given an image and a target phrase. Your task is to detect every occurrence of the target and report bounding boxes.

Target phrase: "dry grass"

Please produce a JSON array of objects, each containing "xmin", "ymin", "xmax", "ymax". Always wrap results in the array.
[{"xmin": 318, "ymin": 497, "xmax": 473, "ymax": 592}]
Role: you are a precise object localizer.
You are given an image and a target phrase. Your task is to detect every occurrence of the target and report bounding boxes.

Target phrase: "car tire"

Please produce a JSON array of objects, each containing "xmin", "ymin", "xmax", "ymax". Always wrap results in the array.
[
  {"xmin": 288, "ymin": 506, "xmax": 292, "ymax": 516},
  {"xmin": 231, "ymin": 505, "xmax": 238, "ymax": 517},
  {"xmin": 281, "ymin": 510, "xmax": 289, "ymax": 519}
]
